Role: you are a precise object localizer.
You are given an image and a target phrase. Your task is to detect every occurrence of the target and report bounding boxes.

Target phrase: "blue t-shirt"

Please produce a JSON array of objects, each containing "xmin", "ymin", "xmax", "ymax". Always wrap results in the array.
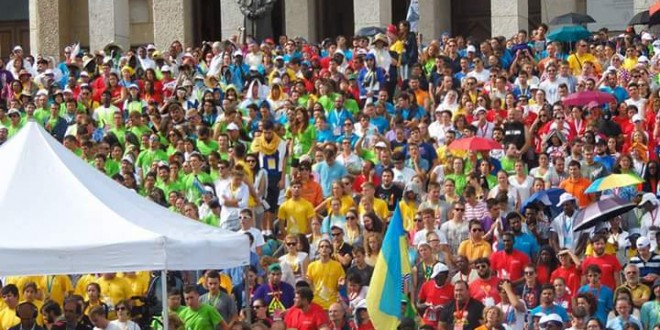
[
  {"xmin": 315, "ymin": 161, "xmax": 348, "ymax": 197},
  {"xmin": 498, "ymin": 232, "xmax": 540, "ymax": 260},
  {"xmin": 528, "ymin": 304, "xmax": 570, "ymax": 327},
  {"xmin": 578, "ymin": 285, "xmax": 614, "ymax": 325}
]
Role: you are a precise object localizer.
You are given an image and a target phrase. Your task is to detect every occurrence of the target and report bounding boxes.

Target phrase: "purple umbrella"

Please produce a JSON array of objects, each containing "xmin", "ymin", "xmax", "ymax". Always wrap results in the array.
[{"xmin": 573, "ymin": 196, "xmax": 636, "ymax": 232}]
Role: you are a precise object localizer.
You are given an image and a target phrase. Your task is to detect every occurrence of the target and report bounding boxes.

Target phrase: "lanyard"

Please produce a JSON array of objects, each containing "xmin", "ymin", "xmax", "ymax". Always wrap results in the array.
[{"xmin": 46, "ymin": 275, "xmax": 55, "ymax": 293}]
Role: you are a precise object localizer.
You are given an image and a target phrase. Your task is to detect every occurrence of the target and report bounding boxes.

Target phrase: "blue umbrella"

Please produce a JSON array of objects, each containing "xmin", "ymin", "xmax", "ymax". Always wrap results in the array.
[
  {"xmin": 520, "ymin": 188, "xmax": 566, "ymax": 217},
  {"xmin": 547, "ymin": 25, "xmax": 592, "ymax": 42}
]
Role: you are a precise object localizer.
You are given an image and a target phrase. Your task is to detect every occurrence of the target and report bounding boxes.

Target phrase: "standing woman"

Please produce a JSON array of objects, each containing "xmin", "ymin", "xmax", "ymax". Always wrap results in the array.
[
  {"xmin": 508, "ymin": 159, "xmax": 534, "ymax": 202},
  {"xmin": 363, "ymin": 232, "xmax": 383, "ymax": 267},
  {"xmin": 398, "ymin": 20, "xmax": 418, "ymax": 81},
  {"xmin": 289, "ymin": 107, "xmax": 316, "ymax": 162},
  {"xmin": 535, "ymin": 246, "xmax": 559, "ymax": 285},
  {"xmin": 84, "ymin": 282, "xmax": 109, "ymax": 316},
  {"xmin": 474, "ymin": 306, "xmax": 505, "ymax": 330},
  {"xmin": 246, "ymin": 153, "xmax": 268, "ymax": 228},
  {"xmin": 278, "ymin": 234, "xmax": 309, "ymax": 286}
]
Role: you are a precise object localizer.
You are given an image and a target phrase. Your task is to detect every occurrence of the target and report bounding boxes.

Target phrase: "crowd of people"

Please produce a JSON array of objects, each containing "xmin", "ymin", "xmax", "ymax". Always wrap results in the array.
[{"xmin": 2, "ymin": 9, "xmax": 660, "ymax": 330}]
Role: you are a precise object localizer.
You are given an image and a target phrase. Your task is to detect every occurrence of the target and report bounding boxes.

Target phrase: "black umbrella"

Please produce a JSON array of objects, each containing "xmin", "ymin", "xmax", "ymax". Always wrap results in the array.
[
  {"xmin": 355, "ymin": 26, "xmax": 385, "ymax": 37},
  {"xmin": 573, "ymin": 196, "xmax": 637, "ymax": 232},
  {"xmin": 628, "ymin": 10, "xmax": 660, "ymax": 25},
  {"xmin": 549, "ymin": 12, "xmax": 596, "ymax": 25}
]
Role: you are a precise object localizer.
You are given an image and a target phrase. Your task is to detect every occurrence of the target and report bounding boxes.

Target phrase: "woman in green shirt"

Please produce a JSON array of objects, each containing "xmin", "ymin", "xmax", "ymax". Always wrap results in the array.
[
  {"xmin": 445, "ymin": 156, "xmax": 468, "ymax": 196},
  {"xmin": 290, "ymin": 107, "xmax": 316, "ymax": 160}
]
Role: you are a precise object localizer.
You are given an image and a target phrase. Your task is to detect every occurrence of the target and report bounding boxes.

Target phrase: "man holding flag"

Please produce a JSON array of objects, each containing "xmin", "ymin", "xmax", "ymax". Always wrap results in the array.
[{"xmin": 366, "ymin": 203, "xmax": 413, "ymax": 330}]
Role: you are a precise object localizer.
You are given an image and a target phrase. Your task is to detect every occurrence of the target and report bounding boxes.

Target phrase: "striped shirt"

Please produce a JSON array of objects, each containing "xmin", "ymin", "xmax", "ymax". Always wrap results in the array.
[
  {"xmin": 465, "ymin": 201, "xmax": 488, "ymax": 222},
  {"xmin": 629, "ymin": 252, "xmax": 660, "ymax": 279}
]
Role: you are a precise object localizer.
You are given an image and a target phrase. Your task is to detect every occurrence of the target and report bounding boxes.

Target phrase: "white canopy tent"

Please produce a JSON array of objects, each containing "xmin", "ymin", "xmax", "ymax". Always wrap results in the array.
[{"xmin": 0, "ymin": 122, "xmax": 250, "ymax": 275}]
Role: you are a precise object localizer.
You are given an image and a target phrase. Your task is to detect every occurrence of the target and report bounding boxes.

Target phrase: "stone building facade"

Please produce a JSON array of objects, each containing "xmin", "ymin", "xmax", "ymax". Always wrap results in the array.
[{"xmin": 13, "ymin": 0, "xmax": 654, "ymax": 60}]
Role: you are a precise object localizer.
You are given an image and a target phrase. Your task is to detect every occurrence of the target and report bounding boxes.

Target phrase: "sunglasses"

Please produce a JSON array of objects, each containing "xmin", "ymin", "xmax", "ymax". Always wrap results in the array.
[
  {"xmin": 116, "ymin": 307, "xmax": 126, "ymax": 311},
  {"xmin": 286, "ymin": 242, "xmax": 297, "ymax": 246},
  {"xmin": 454, "ymin": 208, "xmax": 465, "ymax": 212},
  {"xmin": 239, "ymin": 216, "xmax": 251, "ymax": 220},
  {"xmin": 346, "ymin": 215, "xmax": 356, "ymax": 220},
  {"xmin": 471, "ymin": 228, "xmax": 483, "ymax": 232},
  {"xmin": 331, "ymin": 232, "xmax": 342, "ymax": 236},
  {"xmin": 524, "ymin": 271, "xmax": 536, "ymax": 275},
  {"xmin": 253, "ymin": 305, "xmax": 265, "ymax": 309},
  {"xmin": 414, "ymin": 218, "xmax": 423, "ymax": 222}
]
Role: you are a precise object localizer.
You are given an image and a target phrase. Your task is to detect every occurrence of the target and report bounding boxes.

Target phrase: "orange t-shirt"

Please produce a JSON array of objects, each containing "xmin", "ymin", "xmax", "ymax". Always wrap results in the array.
[{"xmin": 559, "ymin": 177, "xmax": 593, "ymax": 207}]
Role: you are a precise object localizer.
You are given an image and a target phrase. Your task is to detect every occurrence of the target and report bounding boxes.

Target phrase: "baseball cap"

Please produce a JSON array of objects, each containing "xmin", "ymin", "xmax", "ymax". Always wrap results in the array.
[
  {"xmin": 417, "ymin": 241, "xmax": 431, "ymax": 250},
  {"xmin": 637, "ymin": 236, "xmax": 651, "ymax": 249},
  {"xmin": 7, "ymin": 108, "xmax": 20, "ymax": 116},
  {"xmin": 556, "ymin": 193, "xmax": 576, "ymax": 207},
  {"xmin": 632, "ymin": 114, "xmax": 643, "ymax": 123},
  {"xmin": 233, "ymin": 50, "xmax": 243, "ymax": 58},
  {"xmin": 79, "ymin": 71, "xmax": 89, "ymax": 77},
  {"xmin": 227, "ymin": 122, "xmax": 240, "ymax": 131},
  {"xmin": 430, "ymin": 263, "xmax": 449, "ymax": 278},
  {"xmin": 466, "ymin": 45, "xmax": 476, "ymax": 53},
  {"xmin": 375, "ymin": 141, "xmax": 387, "ymax": 148},
  {"xmin": 146, "ymin": 44, "xmax": 157, "ymax": 51},
  {"xmin": 639, "ymin": 193, "xmax": 658, "ymax": 207},
  {"xmin": 475, "ymin": 106, "xmax": 487, "ymax": 114},
  {"xmin": 539, "ymin": 314, "xmax": 563, "ymax": 328},
  {"xmin": 161, "ymin": 65, "xmax": 172, "ymax": 72}
]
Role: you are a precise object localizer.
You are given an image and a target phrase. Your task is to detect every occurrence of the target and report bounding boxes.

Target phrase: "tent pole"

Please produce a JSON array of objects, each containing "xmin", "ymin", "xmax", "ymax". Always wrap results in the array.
[{"xmin": 161, "ymin": 270, "xmax": 168, "ymax": 330}]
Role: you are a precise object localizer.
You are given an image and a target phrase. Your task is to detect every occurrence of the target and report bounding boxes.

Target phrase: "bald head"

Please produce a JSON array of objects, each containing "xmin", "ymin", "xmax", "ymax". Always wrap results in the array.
[{"xmin": 328, "ymin": 303, "xmax": 345, "ymax": 322}]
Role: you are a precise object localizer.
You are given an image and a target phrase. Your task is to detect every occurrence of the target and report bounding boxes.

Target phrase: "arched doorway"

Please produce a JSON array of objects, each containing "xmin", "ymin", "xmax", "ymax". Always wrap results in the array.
[
  {"xmin": 316, "ymin": 0, "xmax": 354, "ymax": 39},
  {"xmin": 451, "ymin": 0, "xmax": 491, "ymax": 41},
  {"xmin": 193, "ymin": 0, "xmax": 221, "ymax": 44}
]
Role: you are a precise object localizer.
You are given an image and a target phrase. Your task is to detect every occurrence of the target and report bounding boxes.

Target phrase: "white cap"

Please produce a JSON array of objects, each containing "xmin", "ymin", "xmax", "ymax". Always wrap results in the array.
[
  {"xmin": 466, "ymin": 45, "xmax": 476, "ymax": 53},
  {"xmin": 227, "ymin": 122, "xmax": 240, "ymax": 131},
  {"xmin": 430, "ymin": 263, "xmax": 449, "ymax": 278},
  {"xmin": 417, "ymin": 241, "xmax": 431, "ymax": 250},
  {"xmin": 375, "ymin": 141, "xmax": 387, "ymax": 148},
  {"xmin": 637, "ymin": 236, "xmax": 651, "ymax": 249},
  {"xmin": 63, "ymin": 88, "xmax": 73, "ymax": 94},
  {"xmin": 44, "ymin": 69, "xmax": 54, "ymax": 75},
  {"xmin": 13, "ymin": 45, "xmax": 22, "ymax": 52},
  {"xmin": 203, "ymin": 186, "xmax": 215, "ymax": 195},
  {"xmin": 475, "ymin": 106, "xmax": 487, "ymax": 114},
  {"xmin": 638, "ymin": 55, "xmax": 650, "ymax": 64},
  {"xmin": 146, "ymin": 44, "xmax": 156, "ymax": 51},
  {"xmin": 632, "ymin": 114, "xmax": 643, "ymax": 123},
  {"xmin": 161, "ymin": 65, "xmax": 172, "ymax": 72},
  {"xmin": 80, "ymin": 71, "xmax": 89, "ymax": 77},
  {"xmin": 182, "ymin": 52, "xmax": 195, "ymax": 59},
  {"xmin": 539, "ymin": 314, "xmax": 563, "ymax": 328},
  {"xmin": 556, "ymin": 192, "xmax": 576, "ymax": 207},
  {"xmin": 7, "ymin": 108, "xmax": 20, "ymax": 116},
  {"xmin": 36, "ymin": 89, "xmax": 49, "ymax": 96},
  {"xmin": 334, "ymin": 49, "xmax": 345, "ymax": 57},
  {"xmin": 249, "ymin": 65, "xmax": 259, "ymax": 71},
  {"xmin": 606, "ymin": 65, "xmax": 617, "ymax": 73},
  {"xmin": 233, "ymin": 50, "xmax": 243, "ymax": 57},
  {"xmin": 639, "ymin": 193, "xmax": 659, "ymax": 207},
  {"xmin": 0, "ymin": 124, "xmax": 6, "ymax": 131},
  {"xmin": 275, "ymin": 55, "xmax": 284, "ymax": 61},
  {"xmin": 128, "ymin": 83, "xmax": 139, "ymax": 90},
  {"xmin": 642, "ymin": 32, "xmax": 654, "ymax": 41},
  {"xmin": 121, "ymin": 156, "xmax": 134, "ymax": 165}
]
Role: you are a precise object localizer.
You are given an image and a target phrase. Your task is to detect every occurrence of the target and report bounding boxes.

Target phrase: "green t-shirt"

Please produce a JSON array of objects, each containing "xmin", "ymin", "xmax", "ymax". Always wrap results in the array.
[
  {"xmin": 183, "ymin": 172, "xmax": 214, "ymax": 203},
  {"xmin": 129, "ymin": 125, "xmax": 153, "ymax": 140},
  {"xmin": 7, "ymin": 122, "xmax": 23, "ymax": 138},
  {"xmin": 318, "ymin": 93, "xmax": 337, "ymax": 112},
  {"xmin": 445, "ymin": 173, "xmax": 468, "ymax": 196},
  {"xmin": 136, "ymin": 149, "xmax": 168, "ymax": 175},
  {"xmin": 155, "ymin": 179, "xmax": 183, "ymax": 197},
  {"xmin": 196, "ymin": 140, "xmax": 219, "ymax": 156},
  {"xmin": 108, "ymin": 127, "xmax": 127, "ymax": 146},
  {"xmin": 179, "ymin": 304, "xmax": 223, "ymax": 330},
  {"xmin": 105, "ymin": 159, "xmax": 121, "ymax": 177},
  {"xmin": 151, "ymin": 307, "xmax": 187, "ymax": 330},
  {"xmin": 202, "ymin": 213, "xmax": 220, "ymax": 227},
  {"xmin": 292, "ymin": 125, "xmax": 316, "ymax": 159},
  {"xmin": 344, "ymin": 98, "xmax": 360, "ymax": 116}
]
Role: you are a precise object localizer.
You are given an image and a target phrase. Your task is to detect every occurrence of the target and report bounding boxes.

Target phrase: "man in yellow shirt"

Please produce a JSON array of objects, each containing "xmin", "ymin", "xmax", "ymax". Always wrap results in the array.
[
  {"xmin": 94, "ymin": 273, "xmax": 132, "ymax": 320},
  {"xmin": 0, "ymin": 285, "xmax": 20, "ymax": 330},
  {"xmin": 38, "ymin": 275, "xmax": 72, "ymax": 307},
  {"xmin": 358, "ymin": 183, "xmax": 390, "ymax": 221},
  {"xmin": 278, "ymin": 180, "xmax": 315, "ymax": 235},
  {"xmin": 567, "ymin": 40, "xmax": 602, "ymax": 76},
  {"xmin": 306, "ymin": 240, "xmax": 345, "ymax": 310},
  {"xmin": 457, "ymin": 220, "xmax": 493, "ymax": 262}
]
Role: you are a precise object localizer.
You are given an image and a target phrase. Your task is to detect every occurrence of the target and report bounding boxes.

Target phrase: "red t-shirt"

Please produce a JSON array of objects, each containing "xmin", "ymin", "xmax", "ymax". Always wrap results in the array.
[
  {"xmin": 550, "ymin": 265, "xmax": 582, "ymax": 297},
  {"xmin": 418, "ymin": 281, "xmax": 454, "ymax": 326},
  {"xmin": 469, "ymin": 276, "xmax": 501, "ymax": 306},
  {"xmin": 489, "ymin": 250, "xmax": 531, "ymax": 282},
  {"xmin": 536, "ymin": 264, "xmax": 553, "ymax": 285},
  {"xmin": 284, "ymin": 303, "xmax": 330, "ymax": 330},
  {"xmin": 581, "ymin": 255, "xmax": 622, "ymax": 290}
]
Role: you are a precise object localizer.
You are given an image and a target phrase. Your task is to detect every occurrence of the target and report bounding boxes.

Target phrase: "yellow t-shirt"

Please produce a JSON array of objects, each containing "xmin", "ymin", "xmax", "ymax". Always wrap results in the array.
[
  {"xmin": 0, "ymin": 307, "xmax": 18, "ymax": 330},
  {"xmin": 38, "ymin": 275, "xmax": 73, "ymax": 307},
  {"xmin": 618, "ymin": 283, "xmax": 651, "ymax": 305},
  {"xmin": 196, "ymin": 274, "xmax": 233, "ymax": 295},
  {"xmin": 457, "ymin": 239, "xmax": 493, "ymax": 262},
  {"xmin": 118, "ymin": 272, "xmax": 150, "ymax": 307},
  {"xmin": 584, "ymin": 242, "xmax": 617, "ymax": 256},
  {"xmin": 399, "ymin": 200, "xmax": 417, "ymax": 231},
  {"xmin": 74, "ymin": 274, "xmax": 99, "ymax": 298},
  {"xmin": 278, "ymin": 197, "xmax": 316, "ymax": 235},
  {"xmin": 4, "ymin": 276, "xmax": 41, "ymax": 295},
  {"xmin": 359, "ymin": 198, "xmax": 391, "ymax": 221},
  {"xmin": 94, "ymin": 276, "xmax": 132, "ymax": 319},
  {"xmin": 306, "ymin": 259, "xmax": 345, "ymax": 309},
  {"xmin": 324, "ymin": 195, "xmax": 355, "ymax": 216}
]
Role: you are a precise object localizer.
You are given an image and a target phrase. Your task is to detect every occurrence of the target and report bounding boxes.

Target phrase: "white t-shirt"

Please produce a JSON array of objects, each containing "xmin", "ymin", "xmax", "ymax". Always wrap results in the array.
[
  {"xmin": 496, "ymin": 302, "xmax": 527, "ymax": 330},
  {"xmin": 238, "ymin": 227, "xmax": 265, "ymax": 252}
]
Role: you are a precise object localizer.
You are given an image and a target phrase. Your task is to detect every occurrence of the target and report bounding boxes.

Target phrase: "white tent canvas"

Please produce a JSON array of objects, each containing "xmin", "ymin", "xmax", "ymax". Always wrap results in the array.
[{"xmin": 0, "ymin": 122, "xmax": 249, "ymax": 276}]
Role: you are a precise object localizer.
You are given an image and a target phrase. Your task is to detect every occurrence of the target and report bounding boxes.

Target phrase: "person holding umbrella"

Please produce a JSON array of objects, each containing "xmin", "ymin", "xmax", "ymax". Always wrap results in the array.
[{"xmin": 639, "ymin": 193, "xmax": 660, "ymax": 252}]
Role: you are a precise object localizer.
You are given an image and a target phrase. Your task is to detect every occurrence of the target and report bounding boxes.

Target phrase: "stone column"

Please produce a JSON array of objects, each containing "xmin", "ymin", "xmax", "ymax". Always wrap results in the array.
[
  {"xmin": 29, "ymin": 0, "xmax": 64, "ymax": 59},
  {"xmin": 541, "ymin": 0, "xmax": 580, "ymax": 24},
  {"xmin": 88, "ymin": 0, "xmax": 130, "ymax": 52},
  {"xmin": 221, "ymin": 0, "xmax": 244, "ymax": 40},
  {"xmin": 491, "ymin": 0, "xmax": 528, "ymax": 37},
  {"xmin": 419, "ymin": 0, "xmax": 451, "ymax": 42},
  {"xmin": 353, "ymin": 0, "xmax": 392, "ymax": 34},
  {"xmin": 634, "ymin": 0, "xmax": 654, "ymax": 14},
  {"xmin": 285, "ymin": 0, "xmax": 317, "ymax": 42},
  {"xmin": 153, "ymin": 0, "xmax": 193, "ymax": 50}
]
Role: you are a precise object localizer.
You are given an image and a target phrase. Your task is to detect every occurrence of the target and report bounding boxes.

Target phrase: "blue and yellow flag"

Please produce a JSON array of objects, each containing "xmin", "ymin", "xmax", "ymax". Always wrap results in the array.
[{"xmin": 366, "ymin": 202, "xmax": 412, "ymax": 330}]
